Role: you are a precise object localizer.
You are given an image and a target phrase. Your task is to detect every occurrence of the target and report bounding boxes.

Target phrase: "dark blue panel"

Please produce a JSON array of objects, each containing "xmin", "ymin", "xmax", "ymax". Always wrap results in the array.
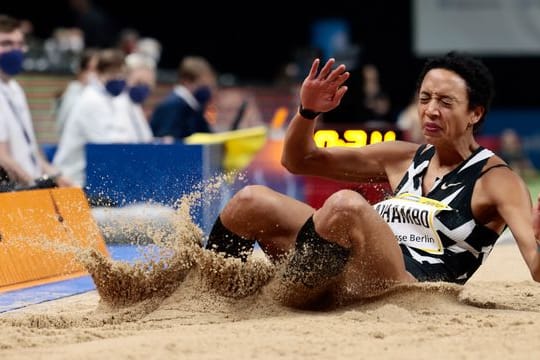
[
  {"xmin": 85, "ymin": 143, "xmax": 208, "ymax": 207},
  {"xmin": 84, "ymin": 143, "xmax": 224, "ymax": 233}
]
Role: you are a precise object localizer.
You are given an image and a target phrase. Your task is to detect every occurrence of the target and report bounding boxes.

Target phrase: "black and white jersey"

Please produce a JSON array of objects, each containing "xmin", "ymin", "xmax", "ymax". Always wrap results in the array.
[{"xmin": 387, "ymin": 144, "xmax": 505, "ymax": 283}]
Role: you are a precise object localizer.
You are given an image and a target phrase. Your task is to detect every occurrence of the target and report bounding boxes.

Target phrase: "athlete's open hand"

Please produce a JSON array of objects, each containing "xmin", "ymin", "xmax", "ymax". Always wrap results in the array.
[{"xmin": 300, "ymin": 58, "xmax": 350, "ymax": 114}]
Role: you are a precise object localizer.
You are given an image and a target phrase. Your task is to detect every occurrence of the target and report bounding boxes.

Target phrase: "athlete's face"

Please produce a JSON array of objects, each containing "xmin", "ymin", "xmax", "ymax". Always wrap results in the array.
[{"xmin": 417, "ymin": 68, "xmax": 483, "ymax": 145}]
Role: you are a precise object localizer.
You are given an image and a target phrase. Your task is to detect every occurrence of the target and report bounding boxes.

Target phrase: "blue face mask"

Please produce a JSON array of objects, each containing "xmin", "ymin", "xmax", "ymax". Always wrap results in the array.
[
  {"xmin": 128, "ymin": 84, "xmax": 151, "ymax": 104},
  {"xmin": 193, "ymin": 85, "xmax": 212, "ymax": 107},
  {"xmin": 104, "ymin": 79, "xmax": 126, "ymax": 97},
  {"xmin": 0, "ymin": 49, "xmax": 24, "ymax": 76}
]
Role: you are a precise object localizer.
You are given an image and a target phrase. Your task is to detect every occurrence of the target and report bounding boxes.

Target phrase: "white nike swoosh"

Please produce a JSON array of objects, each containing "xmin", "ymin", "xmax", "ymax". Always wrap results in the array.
[{"xmin": 441, "ymin": 182, "xmax": 462, "ymax": 190}]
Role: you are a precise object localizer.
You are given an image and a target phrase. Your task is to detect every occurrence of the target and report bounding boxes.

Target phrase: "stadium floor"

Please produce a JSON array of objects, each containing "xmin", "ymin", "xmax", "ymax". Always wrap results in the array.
[{"xmin": 0, "ymin": 244, "xmax": 142, "ymax": 313}]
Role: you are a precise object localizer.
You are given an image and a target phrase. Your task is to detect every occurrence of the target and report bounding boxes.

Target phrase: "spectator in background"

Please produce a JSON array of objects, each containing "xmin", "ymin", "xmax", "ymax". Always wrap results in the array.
[
  {"xmin": 18, "ymin": 19, "xmax": 44, "ymax": 67},
  {"xmin": 136, "ymin": 37, "xmax": 162, "ymax": 65},
  {"xmin": 396, "ymin": 94, "xmax": 423, "ymax": 143},
  {"xmin": 309, "ymin": 18, "xmax": 393, "ymax": 126},
  {"xmin": 321, "ymin": 62, "xmax": 392, "ymax": 125},
  {"xmin": 499, "ymin": 128, "xmax": 537, "ymax": 178},
  {"xmin": 0, "ymin": 14, "xmax": 73, "ymax": 189},
  {"xmin": 361, "ymin": 64, "xmax": 392, "ymax": 122},
  {"xmin": 150, "ymin": 55, "xmax": 217, "ymax": 141},
  {"xmin": 212, "ymin": 89, "xmax": 265, "ymax": 132},
  {"xmin": 53, "ymin": 48, "xmax": 129, "ymax": 187},
  {"xmin": 55, "ymin": 47, "xmax": 98, "ymax": 135},
  {"xmin": 43, "ymin": 27, "xmax": 85, "ymax": 72},
  {"xmin": 117, "ymin": 28, "xmax": 140, "ymax": 55},
  {"xmin": 114, "ymin": 52, "xmax": 155, "ymax": 143}
]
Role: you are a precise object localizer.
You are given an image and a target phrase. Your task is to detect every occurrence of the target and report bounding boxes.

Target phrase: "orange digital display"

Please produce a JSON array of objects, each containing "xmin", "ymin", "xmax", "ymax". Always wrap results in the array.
[{"xmin": 314, "ymin": 130, "xmax": 396, "ymax": 148}]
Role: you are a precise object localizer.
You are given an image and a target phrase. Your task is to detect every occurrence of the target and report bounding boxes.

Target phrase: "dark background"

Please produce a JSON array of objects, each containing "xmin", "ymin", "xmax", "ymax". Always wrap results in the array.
[{"xmin": 3, "ymin": 0, "xmax": 540, "ymax": 112}]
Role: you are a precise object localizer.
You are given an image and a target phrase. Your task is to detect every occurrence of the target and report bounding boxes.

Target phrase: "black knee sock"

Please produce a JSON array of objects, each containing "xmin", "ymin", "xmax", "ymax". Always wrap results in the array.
[
  {"xmin": 205, "ymin": 216, "xmax": 256, "ymax": 262},
  {"xmin": 284, "ymin": 216, "xmax": 351, "ymax": 288}
]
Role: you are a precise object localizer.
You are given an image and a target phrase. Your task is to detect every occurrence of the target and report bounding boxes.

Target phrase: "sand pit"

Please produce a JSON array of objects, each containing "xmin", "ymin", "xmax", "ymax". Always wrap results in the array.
[
  {"xmin": 1, "ymin": 175, "xmax": 538, "ymax": 359},
  {"xmin": 1, "ymin": 219, "xmax": 539, "ymax": 360}
]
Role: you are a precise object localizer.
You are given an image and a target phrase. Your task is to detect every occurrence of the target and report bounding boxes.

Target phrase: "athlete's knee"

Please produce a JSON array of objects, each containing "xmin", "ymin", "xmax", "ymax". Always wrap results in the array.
[
  {"xmin": 222, "ymin": 185, "xmax": 270, "ymax": 219},
  {"xmin": 321, "ymin": 189, "xmax": 370, "ymax": 223},
  {"xmin": 235, "ymin": 184, "xmax": 269, "ymax": 201}
]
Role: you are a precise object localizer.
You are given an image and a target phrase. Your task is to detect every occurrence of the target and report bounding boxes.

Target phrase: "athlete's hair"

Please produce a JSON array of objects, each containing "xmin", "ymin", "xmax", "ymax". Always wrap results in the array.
[{"xmin": 416, "ymin": 51, "xmax": 495, "ymax": 134}]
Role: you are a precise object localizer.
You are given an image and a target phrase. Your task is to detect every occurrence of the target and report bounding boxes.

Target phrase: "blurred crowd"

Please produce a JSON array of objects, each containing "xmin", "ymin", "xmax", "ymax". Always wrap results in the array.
[
  {"xmin": 0, "ymin": 12, "xmax": 237, "ymax": 191},
  {"xmin": 0, "ymin": 8, "xmax": 537, "ymax": 194}
]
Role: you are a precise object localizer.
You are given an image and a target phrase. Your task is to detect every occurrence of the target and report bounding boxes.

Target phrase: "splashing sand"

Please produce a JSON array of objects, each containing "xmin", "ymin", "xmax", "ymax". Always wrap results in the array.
[
  {"xmin": 1, "ymin": 175, "xmax": 540, "ymax": 358},
  {"xmin": 1, "ymin": 242, "xmax": 539, "ymax": 359}
]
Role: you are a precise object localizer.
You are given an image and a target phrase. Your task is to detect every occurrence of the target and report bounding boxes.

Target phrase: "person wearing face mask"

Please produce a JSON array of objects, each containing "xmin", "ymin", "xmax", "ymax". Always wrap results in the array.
[
  {"xmin": 150, "ymin": 55, "xmax": 217, "ymax": 141},
  {"xmin": 113, "ymin": 52, "xmax": 155, "ymax": 143},
  {"xmin": 53, "ymin": 48, "xmax": 131, "ymax": 187},
  {"xmin": 0, "ymin": 14, "xmax": 74, "ymax": 190},
  {"xmin": 55, "ymin": 47, "xmax": 99, "ymax": 136}
]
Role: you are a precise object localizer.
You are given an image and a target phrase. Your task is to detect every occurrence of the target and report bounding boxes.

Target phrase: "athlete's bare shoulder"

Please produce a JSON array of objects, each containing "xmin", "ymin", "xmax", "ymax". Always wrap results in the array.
[{"xmin": 476, "ymin": 153, "xmax": 529, "ymax": 206}]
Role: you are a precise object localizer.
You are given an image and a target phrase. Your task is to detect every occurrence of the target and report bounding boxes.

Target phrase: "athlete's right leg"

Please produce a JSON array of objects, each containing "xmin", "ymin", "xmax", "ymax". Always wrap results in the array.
[
  {"xmin": 313, "ymin": 190, "xmax": 416, "ymax": 298},
  {"xmin": 205, "ymin": 185, "xmax": 314, "ymax": 262},
  {"xmin": 277, "ymin": 189, "xmax": 416, "ymax": 308}
]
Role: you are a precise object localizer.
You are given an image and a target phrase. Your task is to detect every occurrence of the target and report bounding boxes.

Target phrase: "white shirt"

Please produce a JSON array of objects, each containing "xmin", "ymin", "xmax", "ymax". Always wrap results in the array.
[
  {"xmin": 0, "ymin": 78, "xmax": 42, "ymax": 178},
  {"xmin": 53, "ymin": 80, "xmax": 132, "ymax": 186},
  {"xmin": 113, "ymin": 92, "xmax": 153, "ymax": 143},
  {"xmin": 55, "ymin": 80, "xmax": 84, "ymax": 136}
]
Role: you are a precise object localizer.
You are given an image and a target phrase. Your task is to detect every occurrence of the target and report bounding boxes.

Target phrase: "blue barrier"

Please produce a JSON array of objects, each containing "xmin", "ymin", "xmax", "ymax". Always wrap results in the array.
[{"xmin": 85, "ymin": 143, "xmax": 226, "ymax": 233}]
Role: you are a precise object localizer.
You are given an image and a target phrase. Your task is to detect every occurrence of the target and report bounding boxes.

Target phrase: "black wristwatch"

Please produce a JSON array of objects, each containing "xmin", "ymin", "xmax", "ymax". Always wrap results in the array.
[{"xmin": 299, "ymin": 104, "xmax": 321, "ymax": 120}]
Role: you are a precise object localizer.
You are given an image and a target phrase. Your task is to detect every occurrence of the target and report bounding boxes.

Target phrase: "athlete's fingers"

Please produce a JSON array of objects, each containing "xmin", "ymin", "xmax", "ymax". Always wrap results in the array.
[
  {"xmin": 334, "ymin": 86, "xmax": 348, "ymax": 104},
  {"xmin": 318, "ymin": 58, "xmax": 336, "ymax": 80},
  {"xmin": 334, "ymin": 71, "xmax": 350, "ymax": 86},
  {"xmin": 307, "ymin": 58, "xmax": 320, "ymax": 80},
  {"xmin": 327, "ymin": 64, "xmax": 347, "ymax": 83}
]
